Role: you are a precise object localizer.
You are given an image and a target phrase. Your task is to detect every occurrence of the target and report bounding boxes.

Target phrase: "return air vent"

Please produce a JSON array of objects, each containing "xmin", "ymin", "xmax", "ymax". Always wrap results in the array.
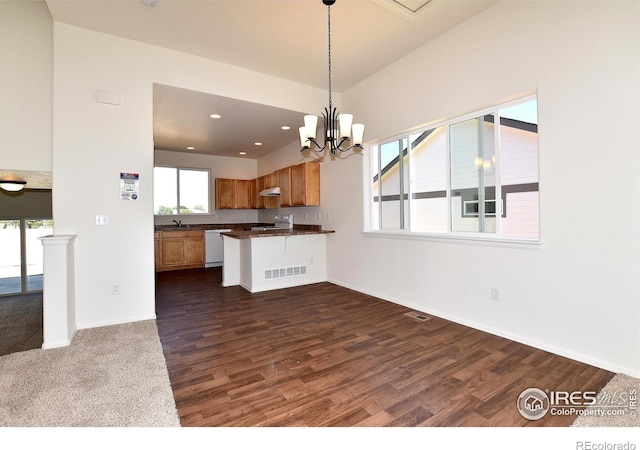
[
  {"xmin": 264, "ymin": 265, "xmax": 307, "ymax": 280},
  {"xmin": 404, "ymin": 311, "xmax": 431, "ymax": 322}
]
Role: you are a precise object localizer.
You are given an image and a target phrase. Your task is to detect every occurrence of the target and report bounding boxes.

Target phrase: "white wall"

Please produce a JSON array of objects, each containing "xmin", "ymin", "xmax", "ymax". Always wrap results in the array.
[
  {"xmin": 52, "ymin": 23, "xmax": 327, "ymax": 329},
  {"xmin": 331, "ymin": 1, "xmax": 640, "ymax": 376},
  {"xmin": 0, "ymin": 1, "xmax": 52, "ymax": 172},
  {"xmin": 154, "ymin": 149, "xmax": 259, "ymax": 225},
  {"xmin": 48, "ymin": 1, "xmax": 640, "ymax": 377}
]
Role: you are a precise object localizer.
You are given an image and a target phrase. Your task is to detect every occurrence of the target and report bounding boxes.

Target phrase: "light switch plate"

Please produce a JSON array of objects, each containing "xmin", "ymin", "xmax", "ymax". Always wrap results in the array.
[{"xmin": 96, "ymin": 214, "xmax": 109, "ymax": 226}]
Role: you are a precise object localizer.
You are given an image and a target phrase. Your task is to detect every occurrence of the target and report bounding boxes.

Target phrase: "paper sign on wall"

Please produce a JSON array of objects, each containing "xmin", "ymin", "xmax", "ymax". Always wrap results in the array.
[{"xmin": 120, "ymin": 172, "xmax": 139, "ymax": 200}]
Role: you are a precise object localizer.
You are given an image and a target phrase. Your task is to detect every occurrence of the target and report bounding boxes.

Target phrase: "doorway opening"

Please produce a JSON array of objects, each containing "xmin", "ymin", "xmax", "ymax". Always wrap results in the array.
[{"xmin": 0, "ymin": 189, "xmax": 52, "ymax": 356}]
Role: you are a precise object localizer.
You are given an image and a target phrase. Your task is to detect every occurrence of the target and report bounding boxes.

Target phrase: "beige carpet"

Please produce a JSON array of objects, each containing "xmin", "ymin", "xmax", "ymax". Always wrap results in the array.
[
  {"xmin": 0, "ymin": 320, "xmax": 180, "ymax": 427},
  {"xmin": 572, "ymin": 373, "xmax": 640, "ymax": 427}
]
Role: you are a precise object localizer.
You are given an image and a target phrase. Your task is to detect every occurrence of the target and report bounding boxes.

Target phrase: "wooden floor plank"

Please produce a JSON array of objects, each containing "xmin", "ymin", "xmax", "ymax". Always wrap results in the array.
[{"xmin": 155, "ymin": 268, "xmax": 615, "ymax": 427}]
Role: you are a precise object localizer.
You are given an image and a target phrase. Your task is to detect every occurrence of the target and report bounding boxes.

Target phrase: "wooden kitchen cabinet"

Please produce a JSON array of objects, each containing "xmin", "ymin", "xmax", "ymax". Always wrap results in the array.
[
  {"xmin": 291, "ymin": 162, "xmax": 320, "ymax": 206},
  {"xmin": 257, "ymin": 172, "xmax": 278, "ymax": 209},
  {"xmin": 266, "ymin": 171, "xmax": 279, "ymax": 189},
  {"xmin": 215, "ymin": 178, "xmax": 251, "ymax": 209},
  {"xmin": 156, "ymin": 229, "xmax": 204, "ymax": 271},
  {"xmin": 215, "ymin": 178, "xmax": 235, "ymax": 209},
  {"xmin": 250, "ymin": 178, "xmax": 258, "ymax": 209},
  {"xmin": 255, "ymin": 176, "xmax": 266, "ymax": 209},
  {"xmin": 154, "ymin": 232, "xmax": 161, "ymax": 268},
  {"xmin": 278, "ymin": 166, "xmax": 292, "ymax": 207},
  {"xmin": 234, "ymin": 179, "xmax": 251, "ymax": 209}
]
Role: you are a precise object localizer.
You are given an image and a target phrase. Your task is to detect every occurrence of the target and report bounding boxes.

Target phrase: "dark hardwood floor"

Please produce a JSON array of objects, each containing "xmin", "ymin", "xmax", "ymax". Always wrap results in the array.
[{"xmin": 155, "ymin": 268, "xmax": 614, "ymax": 427}]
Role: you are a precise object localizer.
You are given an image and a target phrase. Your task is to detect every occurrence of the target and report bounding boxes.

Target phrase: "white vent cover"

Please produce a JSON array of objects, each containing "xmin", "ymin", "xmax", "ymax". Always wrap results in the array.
[{"xmin": 264, "ymin": 265, "xmax": 307, "ymax": 280}]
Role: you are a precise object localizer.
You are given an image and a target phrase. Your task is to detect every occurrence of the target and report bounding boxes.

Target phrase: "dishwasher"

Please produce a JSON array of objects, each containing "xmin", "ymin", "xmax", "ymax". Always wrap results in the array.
[{"xmin": 205, "ymin": 229, "xmax": 231, "ymax": 268}]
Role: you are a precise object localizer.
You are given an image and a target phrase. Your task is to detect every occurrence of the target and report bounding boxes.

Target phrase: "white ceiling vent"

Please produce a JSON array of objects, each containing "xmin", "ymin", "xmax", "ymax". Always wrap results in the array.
[{"xmin": 373, "ymin": 0, "xmax": 432, "ymax": 21}]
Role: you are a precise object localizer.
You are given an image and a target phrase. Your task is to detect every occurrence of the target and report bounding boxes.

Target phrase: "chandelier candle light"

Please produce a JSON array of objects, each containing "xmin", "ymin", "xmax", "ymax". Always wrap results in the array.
[{"xmin": 300, "ymin": 0, "xmax": 365, "ymax": 155}]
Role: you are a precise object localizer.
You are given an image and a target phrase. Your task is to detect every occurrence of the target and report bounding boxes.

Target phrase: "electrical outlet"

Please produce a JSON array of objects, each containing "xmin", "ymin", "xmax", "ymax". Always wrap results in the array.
[
  {"xmin": 491, "ymin": 287, "xmax": 501, "ymax": 301},
  {"xmin": 326, "ymin": 212, "xmax": 331, "ymax": 221},
  {"xmin": 112, "ymin": 284, "xmax": 121, "ymax": 295}
]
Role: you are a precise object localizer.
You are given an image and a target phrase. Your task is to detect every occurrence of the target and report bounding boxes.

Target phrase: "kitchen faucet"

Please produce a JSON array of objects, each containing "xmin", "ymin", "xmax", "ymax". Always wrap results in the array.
[{"xmin": 173, "ymin": 219, "xmax": 182, "ymax": 228}]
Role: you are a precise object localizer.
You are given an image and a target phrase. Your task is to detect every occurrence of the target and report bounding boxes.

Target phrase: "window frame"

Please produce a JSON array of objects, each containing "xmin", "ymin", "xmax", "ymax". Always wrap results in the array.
[
  {"xmin": 153, "ymin": 165, "xmax": 211, "ymax": 216},
  {"xmin": 364, "ymin": 95, "xmax": 540, "ymax": 245}
]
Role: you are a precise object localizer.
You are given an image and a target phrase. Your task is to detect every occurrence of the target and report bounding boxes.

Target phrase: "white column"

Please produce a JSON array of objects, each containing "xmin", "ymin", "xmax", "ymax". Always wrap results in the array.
[{"xmin": 39, "ymin": 234, "xmax": 77, "ymax": 349}]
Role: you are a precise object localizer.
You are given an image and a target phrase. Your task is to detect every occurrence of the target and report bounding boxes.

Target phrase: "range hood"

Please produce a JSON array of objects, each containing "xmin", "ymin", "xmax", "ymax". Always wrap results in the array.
[{"xmin": 259, "ymin": 186, "xmax": 280, "ymax": 197}]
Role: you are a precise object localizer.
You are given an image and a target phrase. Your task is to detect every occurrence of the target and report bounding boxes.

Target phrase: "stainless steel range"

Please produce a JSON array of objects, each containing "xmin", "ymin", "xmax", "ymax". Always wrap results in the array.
[{"xmin": 251, "ymin": 214, "xmax": 293, "ymax": 231}]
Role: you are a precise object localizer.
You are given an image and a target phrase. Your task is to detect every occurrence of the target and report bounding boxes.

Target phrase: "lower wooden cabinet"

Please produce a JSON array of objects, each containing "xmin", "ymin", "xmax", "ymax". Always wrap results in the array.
[
  {"xmin": 154, "ymin": 232, "xmax": 161, "ymax": 267},
  {"xmin": 155, "ymin": 229, "xmax": 204, "ymax": 272}
]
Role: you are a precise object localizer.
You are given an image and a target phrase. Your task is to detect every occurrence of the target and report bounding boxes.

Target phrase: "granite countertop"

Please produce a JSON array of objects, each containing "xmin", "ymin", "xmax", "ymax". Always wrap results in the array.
[
  {"xmin": 155, "ymin": 223, "xmax": 332, "ymax": 237},
  {"xmin": 220, "ymin": 228, "xmax": 335, "ymax": 240},
  {"xmin": 154, "ymin": 223, "xmax": 263, "ymax": 232}
]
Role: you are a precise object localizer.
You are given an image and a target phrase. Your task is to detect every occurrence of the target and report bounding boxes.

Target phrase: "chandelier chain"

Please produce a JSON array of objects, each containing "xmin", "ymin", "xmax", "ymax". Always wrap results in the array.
[{"xmin": 327, "ymin": 4, "xmax": 332, "ymax": 111}]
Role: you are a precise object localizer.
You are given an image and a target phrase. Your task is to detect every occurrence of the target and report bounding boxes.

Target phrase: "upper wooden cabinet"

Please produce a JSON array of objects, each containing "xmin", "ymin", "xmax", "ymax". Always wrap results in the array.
[
  {"xmin": 219, "ymin": 163, "xmax": 319, "ymax": 210},
  {"xmin": 250, "ymin": 178, "xmax": 259, "ymax": 209},
  {"xmin": 290, "ymin": 162, "xmax": 320, "ymax": 206},
  {"xmin": 278, "ymin": 166, "xmax": 292, "ymax": 207},
  {"xmin": 265, "ymin": 171, "xmax": 279, "ymax": 189},
  {"xmin": 215, "ymin": 178, "xmax": 251, "ymax": 210},
  {"xmin": 215, "ymin": 178, "xmax": 234, "ymax": 209},
  {"xmin": 260, "ymin": 172, "xmax": 278, "ymax": 209},
  {"xmin": 234, "ymin": 179, "xmax": 251, "ymax": 209}
]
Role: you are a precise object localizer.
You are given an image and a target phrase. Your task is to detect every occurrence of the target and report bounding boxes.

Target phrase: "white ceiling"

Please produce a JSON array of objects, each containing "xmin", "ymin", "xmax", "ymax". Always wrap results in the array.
[{"xmin": 45, "ymin": 0, "xmax": 497, "ymax": 158}]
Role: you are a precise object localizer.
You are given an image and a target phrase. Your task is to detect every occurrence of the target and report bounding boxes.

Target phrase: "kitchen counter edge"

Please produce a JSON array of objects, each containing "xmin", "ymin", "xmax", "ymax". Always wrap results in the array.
[{"xmin": 220, "ymin": 229, "xmax": 335, "ymax": 239}]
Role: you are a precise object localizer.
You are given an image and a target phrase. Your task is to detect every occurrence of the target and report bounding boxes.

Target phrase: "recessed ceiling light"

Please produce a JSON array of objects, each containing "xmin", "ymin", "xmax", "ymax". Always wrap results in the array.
[
  {"xmin": 254, "ymin": 142, "xmax": 262, "ymax": 146},
  {"xmin": 239, "ymin": 152, "xmax": 247, "ymax": 155},
  {"xmin": 281, "ymin": 126, "xmax": 291, "ymax": 130},
  {"xmin": 141, "ymin": 0, "xmax": 157, "ymax": 7},
  {"xmin": 186, "ymin": 146, "xmax": 194, "ymax": 150},
  {"xmin": 210, "ymin": 114, "xmax": 221, "ymax": 119}
]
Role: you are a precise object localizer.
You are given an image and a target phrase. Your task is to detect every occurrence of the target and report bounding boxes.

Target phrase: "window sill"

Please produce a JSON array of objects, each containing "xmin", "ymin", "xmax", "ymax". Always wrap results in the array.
[{"xmin": 362, "ymin": 230, "xmax": 542, "ymax": 248}]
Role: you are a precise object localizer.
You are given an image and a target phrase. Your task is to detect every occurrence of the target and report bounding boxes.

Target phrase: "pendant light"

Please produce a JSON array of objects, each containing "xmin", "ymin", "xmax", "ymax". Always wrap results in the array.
[{"xmin": 300, "ymin": 0, "xmax": 365, "ymax": 155}]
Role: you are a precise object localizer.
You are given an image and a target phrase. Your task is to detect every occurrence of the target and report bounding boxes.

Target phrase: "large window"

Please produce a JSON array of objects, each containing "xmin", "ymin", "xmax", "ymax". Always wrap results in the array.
[
  {"xmin": 369, "ymin": 96, "xmax": 539, "ymax": 241},
  {"xmin": 154, "ymin": 167, "xmax": 210, "ymax": 215}
]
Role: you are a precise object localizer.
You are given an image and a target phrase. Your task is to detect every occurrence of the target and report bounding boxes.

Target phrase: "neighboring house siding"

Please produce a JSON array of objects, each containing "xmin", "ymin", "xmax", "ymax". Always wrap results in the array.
[{"xmin": 374, "ymin": 119, "xmax": 538, "ymax": 236}]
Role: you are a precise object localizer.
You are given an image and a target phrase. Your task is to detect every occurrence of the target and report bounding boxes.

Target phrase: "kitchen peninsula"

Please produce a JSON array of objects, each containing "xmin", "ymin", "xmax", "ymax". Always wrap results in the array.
[{"xmin": 221, "ymin": 227, "xmax": 334, "ymax": 293}]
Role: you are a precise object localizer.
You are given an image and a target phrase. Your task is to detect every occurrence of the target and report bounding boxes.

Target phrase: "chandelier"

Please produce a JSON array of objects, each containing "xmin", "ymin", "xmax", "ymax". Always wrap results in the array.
[{"xmin": 300, "ymin": 0, "xmax": 365, "ymax": 155}]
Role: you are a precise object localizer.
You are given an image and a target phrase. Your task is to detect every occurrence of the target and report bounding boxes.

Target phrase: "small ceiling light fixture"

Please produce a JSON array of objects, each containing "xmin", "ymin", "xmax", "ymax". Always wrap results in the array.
[
  {"xmin": 254, "ymin": 142, "xmax": 263, "ymax": 146},
  {"xmin": 186, "ymin": 146, "xmax": 195, "ymax": 150},
  {"xmin": 0, "ymin": 174, "xmax": 27, "ymax": 192},
  {"xmin": 210, "ymin": 114, "xmax": 222, "ymax": 119},
  {"xmin": 300, "ymin": 0, "xmax": 365, "ymax": 155},
  {"xmin": 281, "ymin": 126, "xmax": 291, "ymax": 130},
  {"xmin": 141, "ymin": 0, "xmax": 157, "ymax": 7},
  {"xmin": 239, "ymin": 152, "xmax": 247, "ymax": 155}
]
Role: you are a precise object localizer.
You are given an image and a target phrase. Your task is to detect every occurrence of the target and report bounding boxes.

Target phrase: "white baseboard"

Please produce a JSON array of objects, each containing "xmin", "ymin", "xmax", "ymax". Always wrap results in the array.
[{"xmin": 76, "ymin": 314, "xmax": 157, "ymax": 331}]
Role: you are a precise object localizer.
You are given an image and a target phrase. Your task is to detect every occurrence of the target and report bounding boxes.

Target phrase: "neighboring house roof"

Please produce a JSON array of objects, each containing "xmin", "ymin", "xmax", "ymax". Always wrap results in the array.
[{"xmin": 373, "ymin": 116, "xmax": 538, "ymax": 184}]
